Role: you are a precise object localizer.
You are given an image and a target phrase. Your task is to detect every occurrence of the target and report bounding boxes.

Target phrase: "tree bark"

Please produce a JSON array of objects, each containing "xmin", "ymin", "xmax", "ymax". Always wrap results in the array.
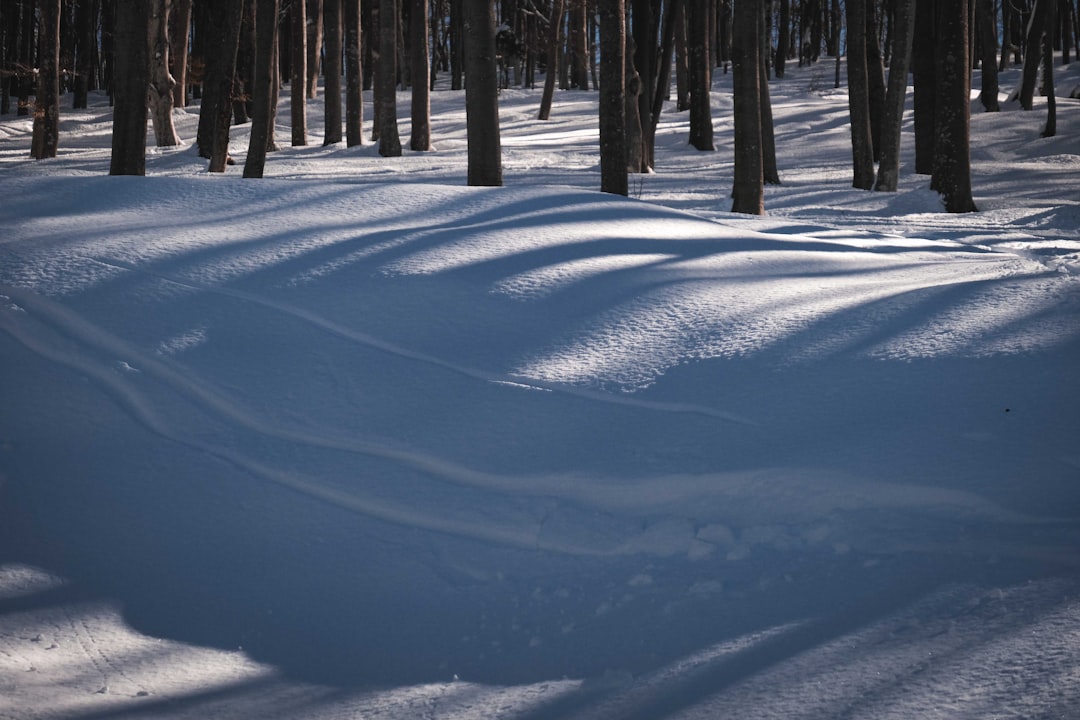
[
  {"xmin": 598, "ymin": 0, "xmax": 628, "ymax": 194},
  {"xmin": 344, "ymin": 0, "xmax": 364, "ymax": 145},
  {"xmin": 149, "ymin": 0, "xmax": 181, "ymax": 147},
  {"xmin": 209, "ymin": 0, "xmax": 245, "ymax": 171},
  {"xmin": 110, "ymin": 0, "xmax": 149, "ymax": 175},
  {"xmin": 31, "ymin": 0, "xmax": 61, "ymax": 159},
  {"xmin": 245, "ymin": 0, "xmax": 281, "ymax": 176},
  {"xmin": 375, "ymin": 0, "xmax": 402, "ymax": 155},
  {"xmin": 291, "ymin": 0, "xmax": 308, "ymax": 145},
  {"xmin": 775, "ymin": 0, "xmax": 789, "ymax": 77},
  {"xmin": 846, "ymin": 0, "xmax": 875, "ymax": 189},
  {"xmin": 1019, "ymin": 0, "xmax": 1049, "ymax": 111},
  {"xmin": 759, "ymin": 0, "xmax": 779, "ymax": 184},
  {"xmin": 324, "ymin": 0, "xmax": 343, "ymax": 143},
  {"xmin": 631, "ymin": 0, "xmax": 656, "ymax": 169},
  {"xmin": 409, "ymin": 0, "xmax": 433, "ymax": 149},
  {"xmin": 170, "ymin": 0, "xmax": 192, "ymax": 107},
  {"xmin": 307, "ymin": 0, "xmax": 325, "ymax": 97},
  {"xmin": 537, "ymin": 0, "xmax": 564, "ymax": 119},
  {"xmin": 463, "ymin": 0, "xmax": 502, "ymax": 185},
  {"xmin": 975, "ymin": 0, "xmax": 998, "ymax": 111},
  {"xmin": 73, "ymin": 0, "xmax": 96, "ymax": 109},
  {"xmin": 912, "ymin": 0, "xmax": 935, "ymax": 174},
  {"xmin": 731, "ymin": 0, "xmax": 763, "ymax": 215},
  {"xmin": 687, "ymin": 0, "xmax": 714, "ymax": 151},
  {"xmin": 874, "ymin": 0, "xmax": 914, "ymax": 191},
  {"xmin": 1041, "ymin": 0, "xmax": 1056, "ymax": 137},
  {"xmin": 931, "ymin": 0, "xmax": 977, "ymax": 212}
]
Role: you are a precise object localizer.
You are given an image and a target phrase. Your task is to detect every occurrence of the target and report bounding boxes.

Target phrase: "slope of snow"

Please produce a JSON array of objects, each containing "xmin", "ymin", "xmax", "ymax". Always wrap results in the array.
[{"xmin": 1, "ymin": 60, "xmax": 1078, "ymax": 719}]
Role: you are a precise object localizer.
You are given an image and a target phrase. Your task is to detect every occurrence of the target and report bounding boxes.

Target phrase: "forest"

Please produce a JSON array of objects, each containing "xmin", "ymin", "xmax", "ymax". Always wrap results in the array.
[{"xmin": 2, "ymin": 0, "xmax": 1078, "ymax": 212}]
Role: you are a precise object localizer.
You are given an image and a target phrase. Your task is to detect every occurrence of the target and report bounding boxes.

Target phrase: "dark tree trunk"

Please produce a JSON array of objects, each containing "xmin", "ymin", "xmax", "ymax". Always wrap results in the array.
[
  {"xmin": 463, "ymin": 0, "xmax": 501, "ymax": 185},
  {"xmin": 570, "ymin": 0, "xmax": 589, "ymax": 88},
  {"xmin": 31, "ymin": 0, "xmax": 61, "ymax": 159},
  {"xmin": 307, "ymin": 0, "xmax": 324, "ymax": 96},
  {"xmin": 109, "ymin": 0, "xmax": 149, "ymax": 175},
  {"xmin": 324, "ymin": 0, "xmax": 343, "ymax": 143},
  {"xmin": 759, "ymin": 0, "xmax": 779, "ymax": 184},
  {"xmin": 931, "ymin": 0, "xmax": 976, "ymax": 212},
  {"xmin": 999, "ymin": 0, "xmax": 1012, "ymax": 71},
  {"xmin": 875, "ymin": 0, "xmax": 915, "ymax": 191},
  {"xmin": 1019, "ymin": 0, "xmax": 1049, "ymax": 110},
  {"xmin": 865, "ymin": 1, "xmax": 885, "ymax": 161},
  {"xmin": 344, "ymin": 0, "xmax": 363, "ymax": 144},
  {"xmin": 291, "ymin": 0, "xmax": 308, "ymax": 144},
  {"xmin": 409, "ymin": 0, "xmax": 432, "ymax": 149},
  {"xmin": 598, "ymin": 0, "xmax": 627, "ymax": 194},
  {"xmin": 975, "ymin": 0, "xmax": 998, "ymax": 111},
  {"xmin": 537, "ymin": 0, "xmax": 564, "ymax": 119},
  {"xmin": 775, "ymin": 0, "xmax": 789, "ymax": 77},
  {"xmin": 687, "ymin": 0, "xmax": 714, "ymax": 150},
  {"xmin": 631, "ymin": 0, "xmax": 656, "ymax": 169},
  {"xmin": 234, "ymin": 0, "xmax": 257, "ymax": 124},
  {"xmin": 731, "ymin": 0, "xmax": 763, "ymax": 215},
  {"xmin": 244, "ymin": 0, "xmax": 281, "ymax": 176},
  {"xmin": 170, "ymin": 0, "xmax": 192, "ymax": 107},
  {"xmin": 209, "ymin": 0, "xmax": 244, "ymax": 171},
  {"xmin": 912, "ymin": 0, "xmax": 935, "ymax": 174},
  {"xmin": 846, "ymin": 0, "xmax": 875, "ymax": 189},
  {"xmin": 625, "ymin": 31, "xmax": 643, "ymax": 174},
  {"xmin": 674, "ymin": 0, "xmax": 689, "ymax": 110},
  {"xmin": 450, "ymin": 0, "xmax": 463, "ymax": 89},
  {"xmin": 650, "ymin": 0, "xmax": 680, "ymax": 139},
  {"xmin": 1041, "ymin": 0, "xmax": 1056, "ymax": 137},
  {"xmin": 375, "ymin": 0, "xmax": 401, "ymax": 155},
  {"xmin": 73, "ymin": 0, "xmax": 96, "ymax": 108}
]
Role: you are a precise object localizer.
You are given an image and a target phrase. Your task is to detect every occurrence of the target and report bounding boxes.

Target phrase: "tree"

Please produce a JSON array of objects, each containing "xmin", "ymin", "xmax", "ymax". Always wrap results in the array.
[
  {"xmin": 244, "ymin": 0, "xmax": 281, "ymax": 177},
  {"xmin": 374, "ymin": 0, "xmax": 402, "ymax": 155},
  {"xmin": 911, "ymin": 0, "xmax": 935, "ymax": 174},
  {"xmin": 598, "ymin": 0, "xmax": 628, "ymax": 194},
  {"xmin": 292, "ymin": 0, "xmax": 309, "ymax": 145},
  {"xmin": 537, "ymin": 0, "xmax": 565, "ymax": 120},
  {"xmin": 307, "ymin": 0, "xmax": 325, "ymax": 97},
  {"xmin": 874, "ymin": 0, "xmax": 915, "ymax": 191},
  {"xmin": 196, "ymin": 0, "xmax": 245, "ymax": 159},
  {"xmin": 148, "ymin": 0, "xmax": 181, "ymax": 147},
  {"xmin": 1040, "ymin": 0, "xmax": 1057, "ymax": 137},
  {"xmin": 170, "ymin": 0, "xmax": 193, "ymax": 107},
  {"xmin": 324, "ymin": 0, "xmax": 344, "ymax": 144},
  {"xmin": 759, "ymin": 0, "xmax": 779, "ymax": 185},
  {"xmin": 930, "ymin": 0, "xmax": 976, "ymax": 213},
  {"xmin": 688, "ymin": 0, "xmax": 714, "ymax": 151},
  {"xmin": 409, "ymin": 0, "xmax": 433, "ymax": 150},
  {"xmin": 1019, "ymin": 0, "xmax": 1050, "ymax": 111},
  {"xmin": 846, "ymin": 0, "xmax": 876, "ymax": 189},
  {"xmin": 463, "ymin": 0, "xmax": 501, "ymax": 185},
  {"xmin": 31, "ymin": 0, "xmax": 61, "ymax": 160},
  {"xmin": 110, "ymin": 0, "xmax": 150, "ymax": 175},
  {"xmin": 73, "ymin": 0, "xmax": 97, "ymax": 109},
  {"xmin": 975, "ymin": 0, "xmax": 999, "ymax": 111},
  {"xmin": 209, "ymin": 1, "xmax": 245, "ymax": 171},
  {"xmin": 775, "ymin": 0, "xmax": 790, "ymax": 77},
  {"xmin": 731, "ymin": 0, "xmax": 763, "ymax": 214},
  {"xmin": 344, "ymin": 0, "xmax": 364, "ymax": 145},
  {"xmin": 631, "ymin": 0, "xmax": 657, "ymax": 170}
]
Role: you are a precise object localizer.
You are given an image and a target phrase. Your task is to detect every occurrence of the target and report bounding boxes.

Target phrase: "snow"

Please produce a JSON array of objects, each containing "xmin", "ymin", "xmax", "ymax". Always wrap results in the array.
[{"xmin": 1, "ymin": 60, "xmax": 1079, "ymax": 719}]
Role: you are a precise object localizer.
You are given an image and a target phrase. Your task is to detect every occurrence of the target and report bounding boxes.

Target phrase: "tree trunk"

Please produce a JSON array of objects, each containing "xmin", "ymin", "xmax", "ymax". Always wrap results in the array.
[
  {"xmin": 73, "ymin": 0, "xmax": 96, "ymax": 109},
  {"xmin": 148, "ymin": 0, "xmax": 181, "ymax": 147},
  {"xmin": 731, "ymin": 0, "xmax": 763, "ymax": 215},
  {"xmin": 931, "ymin": 0, "xmax": 976, "ymax": 212},
  {"xmin": 291, "ymin": 0, "xmax": 308, "ymax": 144},
  {"xmin": 307, "ymin": 0, "xmax": 325, "ymax": 96},
  {"xmin": 570, "ymin": 0, "xmax": 590, "ymax": 88},
  {"xmin": 463, "ymin": 0, "xmax": 502, "ymax": 185},
  {"xmin": 31, "ymin": 0, "xmax": 61, "ymax": 159},
  {"xmin": 912, "ymin": 0, "xmax": 935, "ymax": 174},
  {"xmin": 375, "ymin": 0, "xmax": 402, "ymax": 155},
  {"xmin": 874, "ymin": 0, "xmax": 914, "ymax": 191},
  {"xmin": 170, "ymin": 0, "xmax": 192, "ymax": 107},
  {"xmin": 775, "ymin": 0, "xmax": 789, "ymax": 77},
  {"xmin": 598, "ymin": 0, "xmax": 628, "ymax": 194},
  {"xmin": 1041, "ymin": 0, "xmax": 1056, "ymax": 137},
  {"xmin": 975, "ymin": 0, "xmax": 998, "ymax": 111},
  {"xmin": 865, "ymin": 1, "xmax": 885, "ymax": 161},
  {"xmin": 209, "ymin": 0, "xmax": 245, "ymax": 171},
  {"xmin": 625, "ymin": 31, "xmax": 644, "ymax": 174},
  {"xmin": 409, "ymin": 0, "xmax": 432, "ymax": 149},
  {"xmin": 1019, "ymin": 0, "xmax": 1049, "ymax": 110},
  {"xmin": 244, "ymin": 0, "xmax": 281, "ymax": 176},
  {"xmin": 110, "ymin": 0, "xmax": 149, "ymax": 175},
  {"xmin": 537, "ymin": 0, "xmax": 564, "ymax": 119},
  {"xmin": 759, "ymin": 0, "xmax": 779, "ymax": 184},
  {"xmin": 344, "ymin": 0, "xmax": 363, "ymax": 145},
  {"xmin": 324, "ymin": 0, "xmax": 343, "ymax": 143},
  {"xmin": 234, "ymin": 0, "xmax": 257, "ymax": 124},
  {"xmin": 846, "ymin": 0, "xmax": 875, "ymax": 189},
  {"xmin": 687, "ymin": 0, "xmax": 714, "ymax": 150},
  {"xmin": 631, "ymin": 0, "xmax": 656, "ymax": 169}
]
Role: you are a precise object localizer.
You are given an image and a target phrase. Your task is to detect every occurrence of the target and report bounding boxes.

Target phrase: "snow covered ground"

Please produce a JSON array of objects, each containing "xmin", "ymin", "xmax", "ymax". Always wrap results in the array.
[{"xmin": 1, "ymin": 60, "xmax": 1079, "ymax": 719}]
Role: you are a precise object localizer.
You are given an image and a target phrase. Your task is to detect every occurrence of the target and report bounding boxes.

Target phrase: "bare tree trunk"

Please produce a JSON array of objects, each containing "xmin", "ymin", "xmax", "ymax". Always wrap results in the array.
[
  {"xmin": 170, "ymin": 0, "xmax": 192, "ymax": 107},
  {"xmin": 375, "ymin": 0, "xmax": 402, "ymax": 155},
  {"xmin": 245, "ymin": 0, "xmax": 281, "ymax": 176},
  {"xmin": 307, "ymin": 0, "xmax": 325, "ymax": 96},
  {"xmin": 110, "ymin": 0, "xmax": 149, "ymax": 175},
  {"xmin": 731, "ymin": 0, "xmax": 763, "ymax": 214},
  {"xmin": 149, "ymin": 0, "xmax": 181, "ymax": 147},
  {"xmin": 875, "ymin": 0, "xmax": 914, "ymax": 191},
  {"xmin": 759, "ymin": 0, "xmax": 779, "ymax": 184},
  {"xmin": 324, "ymin": 0, "xmax": 343, "ymax": 143},
  {"xmin": 625, "ymin": 31, "xmax": 643, "ymax": 174},
  {"xmin": 912, "ymin": 0, "xmax": 935, "ymax": 174},
  {"xmin": 409, "ymin": 0, "xmax": 432, "ymax": 149},
  {"xmin": 598, "ymin": 0, "xmax": 628, "ymax": 194},
  {"xmin": 845, "ymin": 0, "xmax": 875, "ymax": 189},
  {"xmin": 975, "ymin": 0, "xmax": 998, "ymax": 111},
  {"xmin": 463, "ymin": 0, "xmax": 501, "ymax": 184},
  {"xmin": 931, "ymin": 0, "xmax": 976, "ymax": 212},
  {"xmin": 631, "ymin": 0, "xmax": 656, "ymax": 170},
  {"xmin": 209, "ymin": 0, "xmax": 245, "ymax": 171},
  {"xmin": 687, "ymin": 0, "xmax": 714, "ymax": 150},
  {"xmin": 1019, "ymin": 0, "xmax": 1049, "ymax": 110},
  {"xmin": 73, "ymin": 0, "xmax": 96, "ymax": 109},
  {"xmin": 1041, "ymin": 0, "xmax": 1056, "ymax": 137},
  {"xmin": 775, "ymin": 0, "xmax": 789, "ymax": 77},
  {"xmin": 570, "ymin": 0, "xmax": 590, "ymax": 88},
  {"xmin": 537, "ymin": 0, "xmax": 564, "ymax": 119},
  {"xmin": 291, "ymin": 0, "xmax": 308, "ymax": 145},
  {"xmin": 31, "ymin": 0, "xmax": 61, "ymax": 159},
  {"xmin": 344, "ymin": 0, "xmax": 364, "ymax": 144}
]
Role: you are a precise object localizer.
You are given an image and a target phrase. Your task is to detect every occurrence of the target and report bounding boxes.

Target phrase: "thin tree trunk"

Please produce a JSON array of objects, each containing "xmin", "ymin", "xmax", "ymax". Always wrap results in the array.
[
  {"xmin": 912, "ymin": 0, "xmax": 935, "ymax": 174},
  {"xmin": 110, "ymin": 0, "xmax": 149, "ymax": 175},
  {"xmin": 875, "ymin": 0, "xmax": 915, "ymax": 191},
  {"xmin": 291, "ymin": 0, "xmax": 308, "ymax": 145},
  {"xmin": 625, "ymin": 31, "xmax": 644, "ymax": 174},
  {"xmin": 375, "ymin": 0, "xmax": 402, "ymax": 155},
  {"xmin": 463, "ymin": 0, "xmax": 501, "ymax": 184},
  {"xmin": 759, "ymin": 0, "xmax": 779, "ymax": 184},
  {"xmin": 1019, "ymin": 0, "xmax": 1049, "ymax": 110},
  {"xmin": 632, "ymin": 0, "xmax": 656, "ymax": 169},
  {"xmin": 537, "ymin": 0, "xmax": 564, "ymax": 119},
  {"xmin": 324, "ymin": 0, "xmax": 343, "ymax": 143},
  {"xmin": 170, "ymin": 0, "xmax": 192, "ymax": 107},
  {"xmin": 598, "ymin": 0, "xmax": 628, "ymax": 194},
  {"xmin": 244, "ymin": 0, "xmax": 281, "ymax": 176},
  {"xmin": 307, "ymin": 0, "xmax": 325, "ymax": 96},
  {"xmin": 409, "ymin": 0, "xmax": 432, "ymax": 149},
  {"xmin": 931, "ymin": 0, "xmax": 976, "ymax": 212},
  {"xmin": 73, "ymin": 0, "xmax": 95, "ymax": 108},
  {"xmin": 344, "ymin": 0, "xmax": 363, "ymax": 145},
  {"xmin": 1041, "ymin": 0, "xmax": 1056, "ymax": 136},
  {"xmin": 31, "ymin": 0, "xmax": 61, "ymax": 159},
  {"xmin": 687, "ymin": 0, "xmax": 714, "ymax": 151},
  {"xmin": 865, "ymin": 1, "xmax": 885, "ymax": 161},
  {"xmin": 775, "ymin": 0, "xmax": 789, "ymax": 77},
  {"xmin": 846, "ymin": 0, "xmax": 875, "ymax": 189},
  {"xmin": 149, "ymin": 0, "xmax": 181, "ymax": 147},
  {"xmin": 731, "ymin": 0, "xmax": 763, "ymax": 214}
]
